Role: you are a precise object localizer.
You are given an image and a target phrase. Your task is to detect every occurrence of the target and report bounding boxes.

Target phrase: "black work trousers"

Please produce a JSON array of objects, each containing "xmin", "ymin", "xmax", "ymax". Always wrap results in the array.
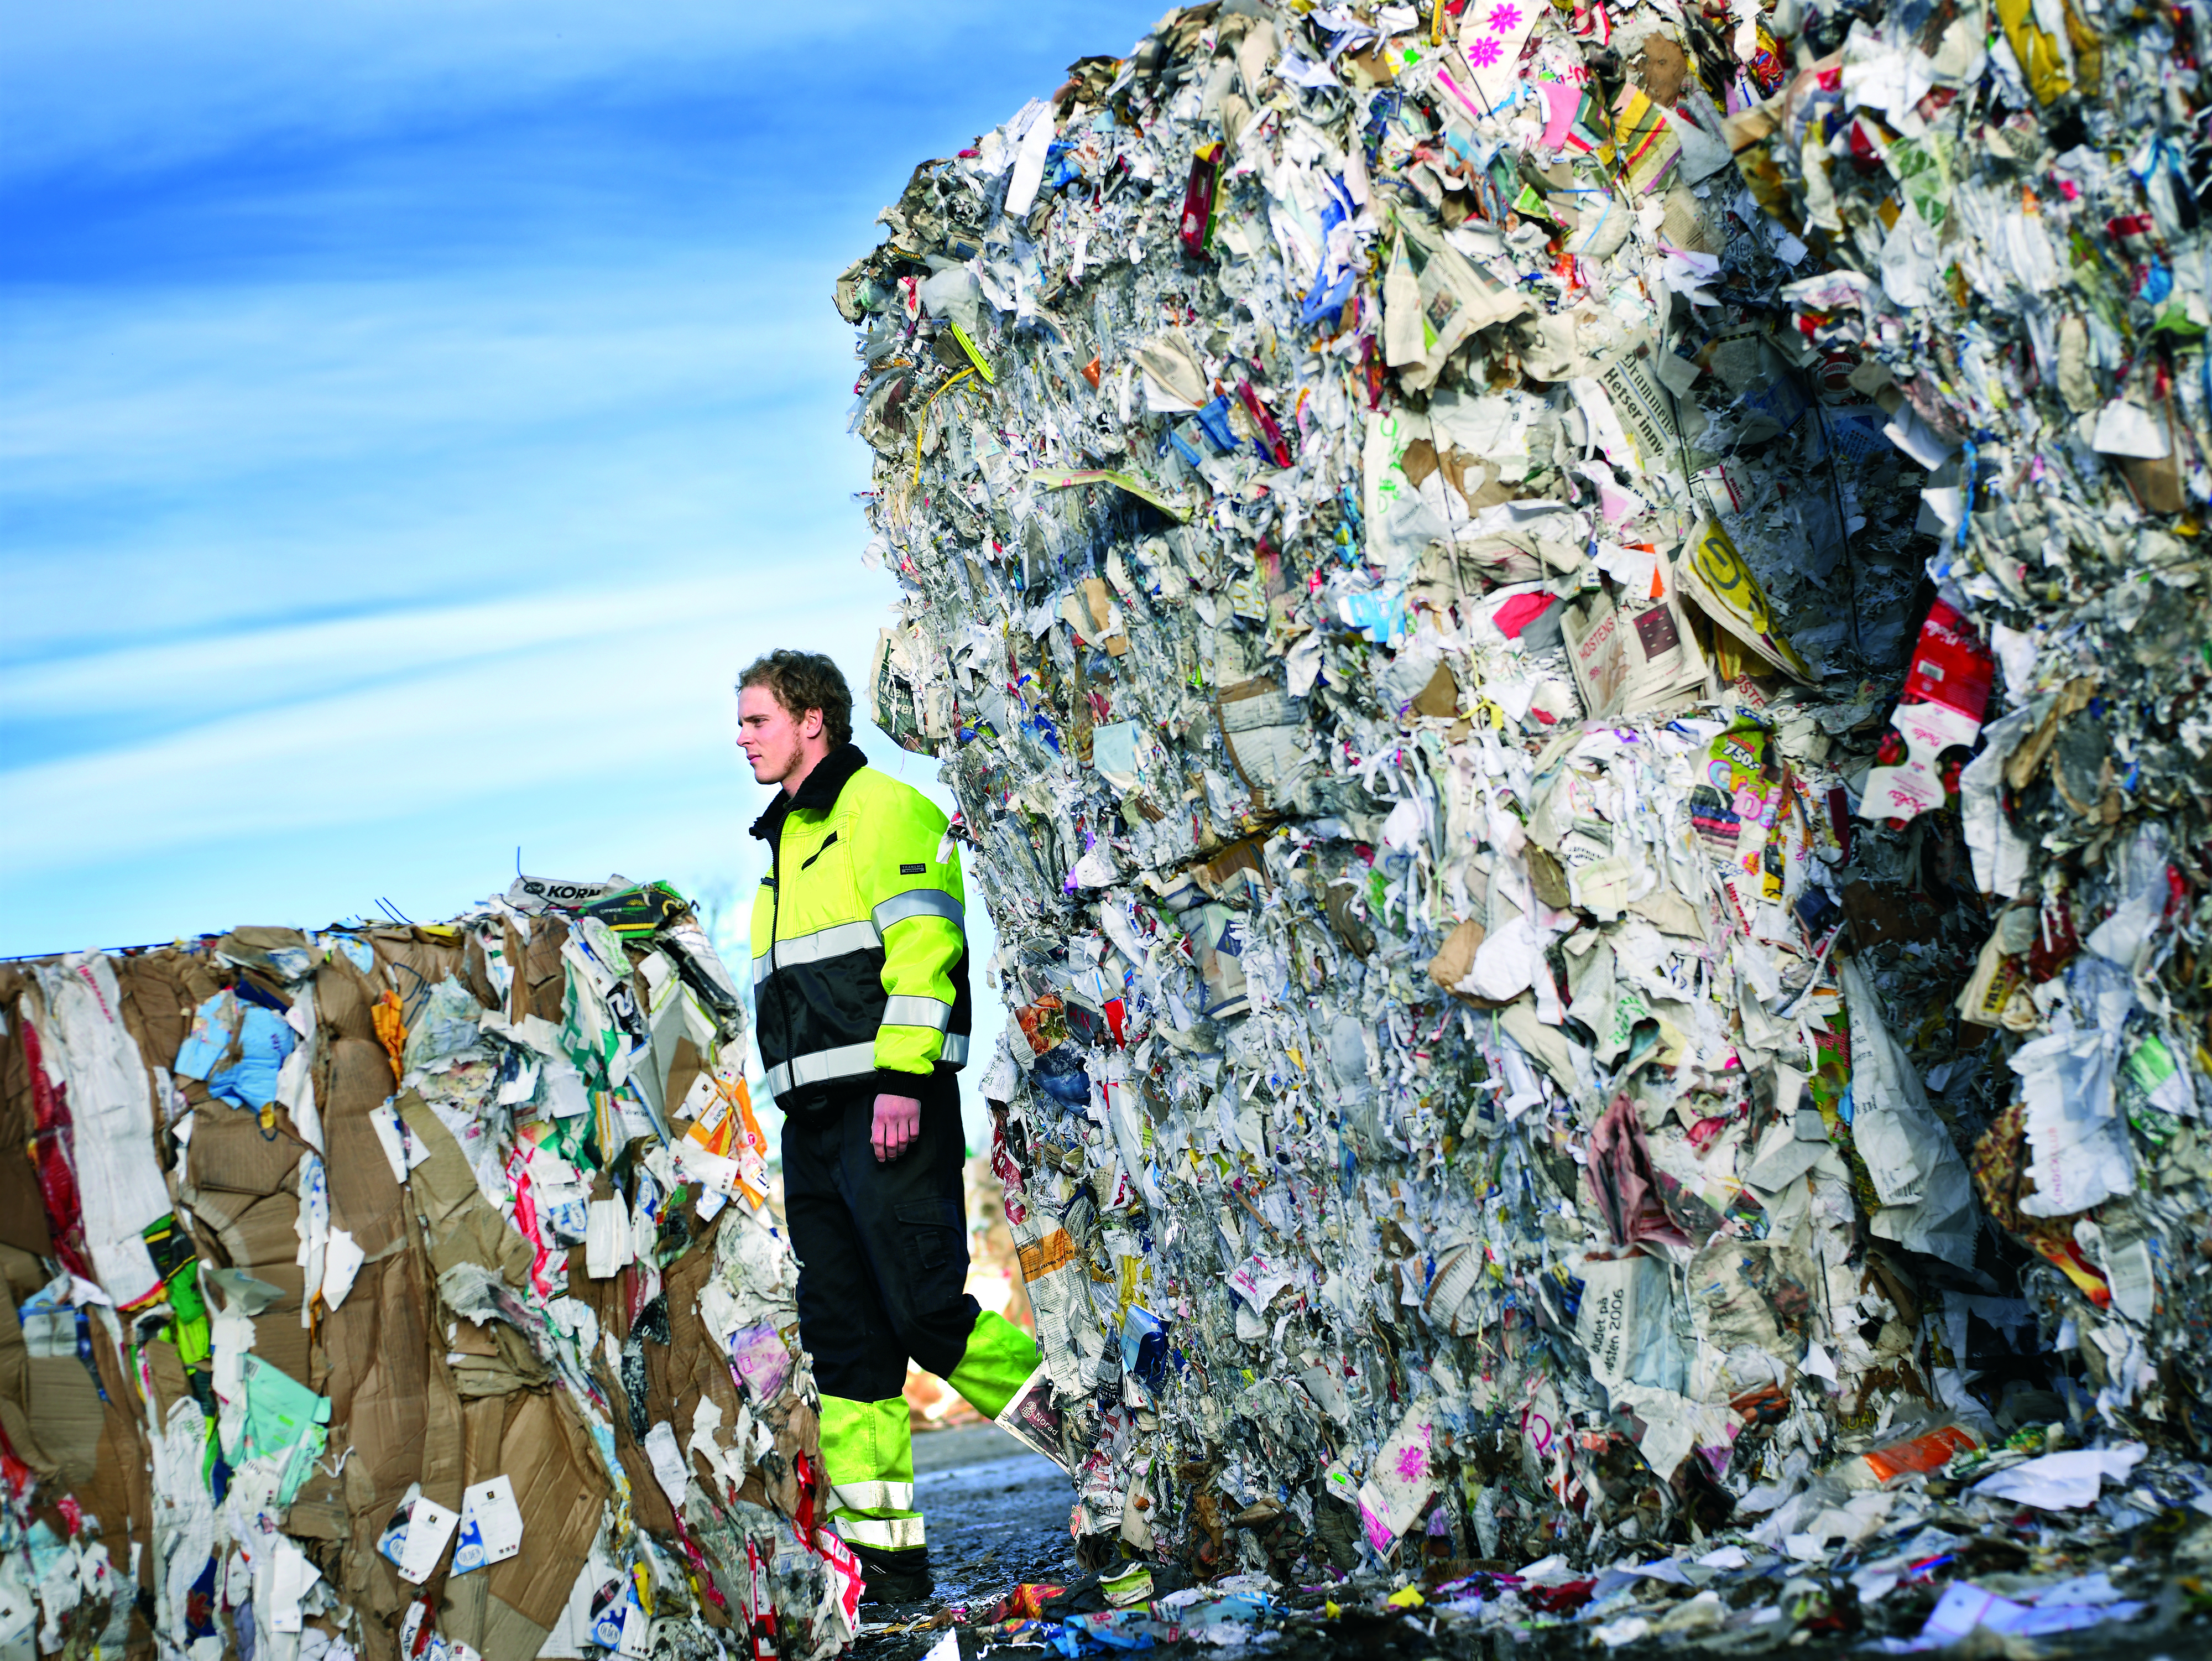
[{"xmin": 780, "ymin": 1071, "xmax": 978, "ymax": 1403}]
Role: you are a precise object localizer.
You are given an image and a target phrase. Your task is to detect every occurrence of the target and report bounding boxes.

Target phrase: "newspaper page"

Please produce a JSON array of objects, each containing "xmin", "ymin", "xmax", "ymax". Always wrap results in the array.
[
  {"xmin": 867, "ymin": 627, "xmax": 927, "ymax": 753},
  {"xmin": 1559, "ymin": 562, "xmax": 1708, "ymax": 716},
  {"xmin": 1595, "ymin": 332, "xmax": 1680, "ymax": 470}
]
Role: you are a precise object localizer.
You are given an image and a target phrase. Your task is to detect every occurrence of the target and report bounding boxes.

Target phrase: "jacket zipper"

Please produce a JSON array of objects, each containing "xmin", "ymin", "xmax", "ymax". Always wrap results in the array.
[{"xmin": 769, "ymin": 809, "xmax": 794, "ymax": 1097}]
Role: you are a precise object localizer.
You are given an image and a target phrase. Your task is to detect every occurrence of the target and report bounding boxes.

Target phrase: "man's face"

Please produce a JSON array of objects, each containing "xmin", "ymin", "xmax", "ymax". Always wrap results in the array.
[{"xmin": 737, "ymin": 686, "xmax": 821, "ymax": 789}]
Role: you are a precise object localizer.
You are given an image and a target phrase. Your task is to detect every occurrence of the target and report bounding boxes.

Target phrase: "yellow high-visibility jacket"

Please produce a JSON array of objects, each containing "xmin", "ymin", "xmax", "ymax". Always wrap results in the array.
[{"xmin": 748, "ymin": 743, "xmax": 971, "ymax": 1110}]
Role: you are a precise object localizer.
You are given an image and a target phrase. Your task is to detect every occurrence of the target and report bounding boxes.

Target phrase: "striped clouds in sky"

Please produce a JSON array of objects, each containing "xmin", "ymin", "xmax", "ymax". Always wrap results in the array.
[{"xmin": 1, "ymin": 1, "xmax": 1159, "ymax": 967}]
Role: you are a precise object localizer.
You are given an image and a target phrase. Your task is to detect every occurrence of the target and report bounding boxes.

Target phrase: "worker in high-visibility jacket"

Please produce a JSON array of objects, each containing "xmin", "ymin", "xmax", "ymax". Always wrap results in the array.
[{"xmin": 737, "ymin": 650, "xmax": 1042, "ymax": 1605}]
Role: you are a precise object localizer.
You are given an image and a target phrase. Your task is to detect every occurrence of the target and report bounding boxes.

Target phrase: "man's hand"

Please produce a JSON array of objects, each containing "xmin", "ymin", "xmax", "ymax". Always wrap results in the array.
[{"xmin": 872, "ymin": 1092, "xmax": 922, "ymax": 1163}]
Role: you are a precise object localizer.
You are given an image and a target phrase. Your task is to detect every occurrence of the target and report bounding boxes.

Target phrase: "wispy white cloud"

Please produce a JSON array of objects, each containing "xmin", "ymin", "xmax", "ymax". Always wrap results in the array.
[
  {"xmin": 0, "ymin": 568, "xmax": 895, "ymax": 874},
  {"xmin": 0, "ymin": 1, "xmax": 1158, "ymax": 183},
  {"xmin": 3, "ymin": 572, "xmax": 771, "ymax": 720},
  {"xmin": 0, "ymin": 2, "xmax": 872, "ymax": 178},
  {"xmin": 1, "ymin": 259, "xmax": 837, "ymax": 497},
  {"xmin": 0, "ymin": 253, "xmax": 865, "ymax": 664}
]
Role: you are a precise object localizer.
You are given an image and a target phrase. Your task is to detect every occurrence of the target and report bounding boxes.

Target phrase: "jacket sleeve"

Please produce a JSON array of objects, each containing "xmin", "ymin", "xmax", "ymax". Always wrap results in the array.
[{"xmin": 850, "ymin": 781, "xmax": 966, "ymax": 1085}]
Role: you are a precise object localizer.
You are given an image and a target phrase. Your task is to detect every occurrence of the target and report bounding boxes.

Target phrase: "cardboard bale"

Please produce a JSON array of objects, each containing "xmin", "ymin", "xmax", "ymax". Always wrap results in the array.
[{"xmin": 1, "ymin": 887, "xmax": 824, "ymax": 1661}]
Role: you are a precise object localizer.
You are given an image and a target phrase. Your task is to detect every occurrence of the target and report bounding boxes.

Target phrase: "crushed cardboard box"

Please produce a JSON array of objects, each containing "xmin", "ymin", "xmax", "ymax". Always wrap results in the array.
[{"xmin": 1, "ymin": 886, "xmax": 858, "ymax": 1661}]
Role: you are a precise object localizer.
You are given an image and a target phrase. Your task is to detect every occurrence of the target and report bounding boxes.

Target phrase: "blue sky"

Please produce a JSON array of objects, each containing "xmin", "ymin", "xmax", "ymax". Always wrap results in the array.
[{"xmin": 0, "ymin": 0, "xmax": 1161, "ymax": 1137}]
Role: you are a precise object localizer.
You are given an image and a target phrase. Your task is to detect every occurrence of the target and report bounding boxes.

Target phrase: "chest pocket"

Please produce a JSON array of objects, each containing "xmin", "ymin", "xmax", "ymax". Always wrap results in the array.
[{"xmin": 782, "ymin": 818, "xmax": 860, "ymax": 935}]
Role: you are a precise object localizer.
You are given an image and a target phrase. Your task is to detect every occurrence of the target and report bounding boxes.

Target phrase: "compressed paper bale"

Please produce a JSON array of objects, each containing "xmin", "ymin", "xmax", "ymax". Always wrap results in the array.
[
  {"xmin": 827, "ymin": 0, "xmax": 2049, "ymax": 1581},
  {"xmin": 0, "ymin": 888, "xmax": 825, "ymax": 1659}
]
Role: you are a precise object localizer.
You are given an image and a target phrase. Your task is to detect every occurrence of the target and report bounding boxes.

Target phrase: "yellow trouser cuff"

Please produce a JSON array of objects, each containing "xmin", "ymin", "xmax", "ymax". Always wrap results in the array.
[
  {"xmin": 945, "ymin": 1309, "xmax": 1044, "ymax": 1421},
  {"xmin": 817, "ymin": 1394, "xmax": 915, "ymax": 1490}
]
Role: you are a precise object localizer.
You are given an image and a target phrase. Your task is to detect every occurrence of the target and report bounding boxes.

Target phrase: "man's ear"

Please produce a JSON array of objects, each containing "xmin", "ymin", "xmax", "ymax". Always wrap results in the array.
[{"xmin": 801, "ymin": 707, "xmax": 826, "ymax": 739}]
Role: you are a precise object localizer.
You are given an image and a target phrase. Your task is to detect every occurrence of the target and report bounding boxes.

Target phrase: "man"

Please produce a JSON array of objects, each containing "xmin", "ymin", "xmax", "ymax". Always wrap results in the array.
[{"xmin": 737, "ymin": 650, "xmax": 1042, "ymax": 1605}]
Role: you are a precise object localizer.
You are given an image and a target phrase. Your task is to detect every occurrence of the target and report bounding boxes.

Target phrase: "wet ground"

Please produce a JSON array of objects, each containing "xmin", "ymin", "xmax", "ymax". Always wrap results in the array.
[
  {"xmin": 851, "ymin": 1424, "xmax": 1082, "ymax": 1660},
  {"xmin": 853, "ymin": 1430, "xmax": 2202, "ymax": 1660},
  {"xmin": 910, "ymin": 1423, "xmax": 1081, "ymax": 1605}
]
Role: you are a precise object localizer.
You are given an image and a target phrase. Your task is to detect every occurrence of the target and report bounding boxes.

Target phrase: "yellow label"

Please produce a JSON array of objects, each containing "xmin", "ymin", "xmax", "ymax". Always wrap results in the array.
[{"xmin": 1679, "ymin": 519, "xmax": 1815, "ymax": 681}]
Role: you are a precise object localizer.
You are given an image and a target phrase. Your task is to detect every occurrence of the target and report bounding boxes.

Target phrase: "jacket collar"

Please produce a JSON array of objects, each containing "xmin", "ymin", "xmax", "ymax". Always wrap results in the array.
[{"xmin": 749, "ymin": 742, "xmax": 867, "ymax": 841}]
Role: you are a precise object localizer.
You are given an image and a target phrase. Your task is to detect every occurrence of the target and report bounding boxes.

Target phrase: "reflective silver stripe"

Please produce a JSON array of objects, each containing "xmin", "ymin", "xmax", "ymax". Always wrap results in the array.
[
  {"xmin": 881, "ymin": 994, "xmax": 952, "ymax": 1032},
  {"xmin": 832, "ymin": 1481, "xmax": 916, "ymax": 1512},
  {"xmin": 772, "ymin": 919, "xmax": 881, "ymax": 971},
  {"xmin": 761, "ymin": 903, "xmax": 954, "ymax": 981},
  {"xmin": 872, "ymin": 888, "xmax": 965, "ymax": 934},
  {"xmin": 763, "ymin": 1041, "xmax": 880, "ymax": 1096},
  {"xmin": 833, "ymin": 1514, "xmax": 926, "ymax": 1550},
  {"xmin": 766, "ymin": 1039, "xmax": 967, "ymax": 1092}
]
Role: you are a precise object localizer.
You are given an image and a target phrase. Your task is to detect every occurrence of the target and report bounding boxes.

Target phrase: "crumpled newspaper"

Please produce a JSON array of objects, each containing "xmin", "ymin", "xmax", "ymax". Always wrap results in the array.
[{"xmin": 827, "ymin": 0, "xmax": 2201, "ymax": 1591}]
